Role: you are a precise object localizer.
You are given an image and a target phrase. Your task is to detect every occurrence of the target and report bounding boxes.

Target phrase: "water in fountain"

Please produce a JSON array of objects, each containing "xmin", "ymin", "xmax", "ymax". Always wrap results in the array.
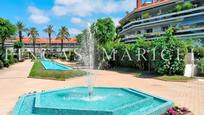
[{"xmin": 80, "ymin": 23, "xmax": 95, "ymax": 98}]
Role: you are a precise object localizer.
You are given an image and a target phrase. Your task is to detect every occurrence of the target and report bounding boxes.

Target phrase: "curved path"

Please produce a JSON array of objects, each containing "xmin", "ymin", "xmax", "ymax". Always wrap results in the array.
[{"xmin": 0, "ymin": 60, "xmax": 203, "ymax": 115}]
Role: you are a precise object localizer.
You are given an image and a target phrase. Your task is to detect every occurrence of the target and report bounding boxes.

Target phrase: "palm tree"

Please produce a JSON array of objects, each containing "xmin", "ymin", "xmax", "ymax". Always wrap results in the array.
[
  {"xmin": 57, "ymin": 26, "xmax": 70, "ymax": 52},
  {"xmin": 27, "ymin": 27, "xmax": 39, "ymax": 55},
  {"xmin": 43, "ymin": 25, "xmax": 54, "ymax": 48},
  {"xmin": 0, "ymin": 18, "xmax": 16, "ymax": 51},
  {"xmin": 16, "ymin": 21, "xmax": 26, "ymax": 43}
]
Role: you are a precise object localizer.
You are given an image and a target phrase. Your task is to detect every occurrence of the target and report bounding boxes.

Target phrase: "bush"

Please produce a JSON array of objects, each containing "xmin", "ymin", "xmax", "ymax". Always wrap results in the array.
[
  {"xmin": 3, "ymin": 60, "xmax": 10, "ymax": 67},
  {"xmin": 67, "ymin": 50, "xmax": 76, "ymax": 61},
  {"xmin": 197, "ymin": 58, "xmax": 204, "ymax": 76},
  {"xmin": 194, "ymin": 47, "xmax": 204, "ymax": 59},
  {"xmin": 14, "ymin": 42, "xmax": 24, "ymax": 49},
  {"xmin": 0, "ymin": 60, "xmax": 3, "ymax": 69},
  {"xmin": 175, "ymin": 4, "xmax": 182, "ymax": 12},
  {"xmin": 14, "ymin": 58, "xmax": 18, "ymax": 63},
  {"xmin": 183, "ymin": 2, "xmax": 193, "ymax": 10},
  {"xmin": 45, "ymin": 52, "xmax": 52, "ymax": 59},
  {"xmin": 142, "ymin": 13, "xmax": 151, "ymax": 19},
  {"xmin": 8, "ymin": 52, "xmax": 15, "ymax": 64}
]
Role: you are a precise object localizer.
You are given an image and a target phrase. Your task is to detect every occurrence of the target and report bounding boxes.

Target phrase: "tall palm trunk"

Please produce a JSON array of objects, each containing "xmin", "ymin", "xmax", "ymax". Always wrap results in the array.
[
  {"xmin": 19, "ymin": 31, "xmax": 22, "ymax": 42},
  {"xmin": 61, "ymin": 39, "xmax": 63, "ymax": 53},
  {"xmin": 33, "ymin": 40, "xmax": 36, "ymax": 55},
  {"xmin": 49, "ymin": 34, "xmax": 51, "ymax": 48}
]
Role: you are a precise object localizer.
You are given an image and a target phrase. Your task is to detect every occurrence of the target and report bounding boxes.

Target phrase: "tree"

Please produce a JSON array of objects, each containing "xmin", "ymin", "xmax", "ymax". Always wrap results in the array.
[
  {"xmin": 91, "ymin": 18, "xmax": 116, "ymax": 45},
  {"xmin": 0, "ymin": 18, "xmax": 16, "ymax": 50},
  {"xmin": 197, "ymin": 57, "xmax": 204, "ymax": 76},
  {"xmin": 57, "ymin": 26, "xmax": 70, "ymax": 52},
  {"xmin": 16, "ymin": 21, "xmax": 26, "ymax": 43},
  {"xmin": 153, "ymin": 27, "xmax": 187, "ymax": 75},
  {"xmin": 76, "ymin": 32, "xmax": 83, "ymax": 43},
  {"xmin": 44, "ymin": 25, "xmax": 54, "ymax": 48},
  {"xmin": 27, "ymin": 27, "xmax": 39, "ymax": 55}
]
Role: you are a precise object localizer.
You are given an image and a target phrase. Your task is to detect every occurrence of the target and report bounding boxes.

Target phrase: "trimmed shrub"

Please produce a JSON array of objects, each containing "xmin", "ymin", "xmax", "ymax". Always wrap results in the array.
[
  {"xmin": 197, "ymin": 58, "xmax": 204, "ymax": 76},
  {"xmin": 0, "ymin": 60, "xmax": 3, "ymax": 69},
  {"xmin": 183, "ymin": 2, "xmax": 193, "ymax": 10},
  {"xmin": 175, "ymin": 4, "xmax": 182, "ymax": 12},
  {"xmin": 142, "ymin": 13, "xmax": 151, "ymax": 19}
]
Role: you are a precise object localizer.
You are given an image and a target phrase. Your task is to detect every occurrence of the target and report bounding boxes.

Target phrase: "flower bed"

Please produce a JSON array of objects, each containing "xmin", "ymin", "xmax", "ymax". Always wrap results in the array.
[{"xmin": 161, "ymin": 106, "xmax": 193, "ymax": 115}]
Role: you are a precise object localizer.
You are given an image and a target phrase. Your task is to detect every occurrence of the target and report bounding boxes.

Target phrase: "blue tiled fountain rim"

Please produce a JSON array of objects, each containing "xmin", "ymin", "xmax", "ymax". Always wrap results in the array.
[
  {"xmin": 34, "ymin": 87, "xmax": 152, "ymax": 112},
  {"xmin": 13, "ymin": 86, "xmax": 174, "ymax": 115}
]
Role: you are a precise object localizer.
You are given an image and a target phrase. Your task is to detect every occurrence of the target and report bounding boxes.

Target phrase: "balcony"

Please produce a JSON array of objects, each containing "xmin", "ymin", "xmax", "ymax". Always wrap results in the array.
[
  {"xmin": 121, "ymin": 27, "xmax": 204, "ymax": 43},
  {"xmin": 3, "ymin": 43, "xmax": 79, "ymax": 49},
  {"xmin": 120, "ymin": 6, "xmax": 204, "ymax": 35}
]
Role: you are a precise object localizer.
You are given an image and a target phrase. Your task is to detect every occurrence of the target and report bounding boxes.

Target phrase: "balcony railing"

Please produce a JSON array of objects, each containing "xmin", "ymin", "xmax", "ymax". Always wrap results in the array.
[
  {"xmin": 122, "ymin": 27, "xmax": 204, "ymax": 43},
  {"xmin": 3, "ymin": 43, "xmax": 79, "ymax": 48},
  {"xmin": 120, "ymin": 6, "xmax": 204, "ymax": 34}
]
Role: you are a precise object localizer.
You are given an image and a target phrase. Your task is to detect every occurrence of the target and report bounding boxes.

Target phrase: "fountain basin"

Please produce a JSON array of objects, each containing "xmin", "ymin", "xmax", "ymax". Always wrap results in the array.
[{"xmin": 13, "ymin": 87, "xmax": 173, "ymax": 115}]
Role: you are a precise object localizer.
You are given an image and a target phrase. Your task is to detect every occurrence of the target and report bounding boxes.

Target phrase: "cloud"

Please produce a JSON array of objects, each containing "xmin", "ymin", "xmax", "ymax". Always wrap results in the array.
[
  {"xmin": 28, "ymin": 6, "xmax": 50, "ymax": 24},
  {"xmin": 69, "ymin": 28, "xmax": 81, "ymax": 35},
  {"xmin": 121, "ymin": 0, "xmax": 136, "ymax": 12},
  {"xmin": 52, "ymin": 0, "xmax": 96, "ymax": 17},
  {"xmin": 52, "ymin": 0, "xmax": 136, "ymax": 17},
  {"xmin": 111, "ymin": 17, "xmax": 121, "ymax": 27},
  {"xmin": 52, "ymin": 6, "xmax": 67, "ymax": 16},
  {"xmin": 71, "ymin": 17, "xmax": 83, "ymax": 24}
]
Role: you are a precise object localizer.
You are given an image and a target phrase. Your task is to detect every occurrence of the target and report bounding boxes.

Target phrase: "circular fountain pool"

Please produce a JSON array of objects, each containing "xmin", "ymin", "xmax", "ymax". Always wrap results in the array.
[{"xmin": 13, "ymin": 87, "xmax": 173, "ymax": 115}]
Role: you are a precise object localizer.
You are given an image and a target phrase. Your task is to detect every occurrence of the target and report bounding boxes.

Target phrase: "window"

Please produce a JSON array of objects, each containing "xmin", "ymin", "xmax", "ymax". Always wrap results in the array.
[
  {"xmin": 162, "ymin": 26, "xmax": 169, "ymax": 31},
  {"xmin": 146, "ymin": 29, "xmax": 153, "ymax": 33}
]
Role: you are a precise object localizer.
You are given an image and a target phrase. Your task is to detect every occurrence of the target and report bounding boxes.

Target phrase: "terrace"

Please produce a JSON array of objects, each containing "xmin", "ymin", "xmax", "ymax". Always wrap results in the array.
[
  {"xmin": 0, "ymin": 1, "xmax": 204, "ymax": 115},
  {"xmin": 0, "ymin": 60, "xmax": 203, "ymax": 115}
]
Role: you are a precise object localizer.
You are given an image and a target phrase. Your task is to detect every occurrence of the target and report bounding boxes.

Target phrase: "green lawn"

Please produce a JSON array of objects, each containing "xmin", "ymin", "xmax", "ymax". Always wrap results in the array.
[
  {"xmin": 110, "ymin": 67, "xmax": 194, "ymax": 82},
  {"xmin": 134, "ymin": 70, "xmax": 194, "ymax": 82},
  {"xmin": 155, "ymin": 75, "xmax": 194, "ymax": 82},
  {"xmin": 29, "ymin": 61, "xmax": 87, "ymax": 80}
]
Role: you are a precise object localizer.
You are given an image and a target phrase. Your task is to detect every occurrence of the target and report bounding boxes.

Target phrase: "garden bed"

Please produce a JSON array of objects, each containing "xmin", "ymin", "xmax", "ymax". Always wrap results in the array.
[{"xmin": 29, "ymin": 61, "xmax": 87, "ymax": 80}]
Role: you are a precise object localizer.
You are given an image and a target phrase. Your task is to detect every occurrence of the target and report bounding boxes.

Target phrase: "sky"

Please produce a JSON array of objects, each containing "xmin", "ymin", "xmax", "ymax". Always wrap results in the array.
[{"xmin": 0, "ymin": 0, "xmax": 150, "ymax": 37}]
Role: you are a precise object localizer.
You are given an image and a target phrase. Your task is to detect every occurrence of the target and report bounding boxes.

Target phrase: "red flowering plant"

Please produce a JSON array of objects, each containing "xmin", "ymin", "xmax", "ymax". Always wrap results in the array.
[{"xmin": 161, "ymin": 106, "xmax": 192, "ymax": 115}]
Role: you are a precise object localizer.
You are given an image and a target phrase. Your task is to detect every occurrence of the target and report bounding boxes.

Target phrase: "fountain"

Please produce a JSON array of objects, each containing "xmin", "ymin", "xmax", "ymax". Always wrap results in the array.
[
  {"xmin": 80, "ymin": 23, "xmax": 95, "ymax": 98},
  {"xmin": 12, "ymin": 23, "xmax": 173, "ymax": 115}
]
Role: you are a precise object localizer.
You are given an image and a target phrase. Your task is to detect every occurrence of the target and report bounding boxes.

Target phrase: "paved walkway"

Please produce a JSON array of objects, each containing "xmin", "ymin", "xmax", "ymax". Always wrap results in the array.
[{"xmin": 0, "ymin": 60, "xmax": 204, "ymax": 115}]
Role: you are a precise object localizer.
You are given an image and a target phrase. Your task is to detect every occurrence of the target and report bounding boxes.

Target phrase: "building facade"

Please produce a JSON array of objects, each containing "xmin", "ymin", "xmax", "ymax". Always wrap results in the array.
[
  {"xmin": 119, "ymin": 0, "xmax": 204, "ymax": 45},
  {"xmin": 3, "ymin": 37, "xmax": 79, "ymax": 52}
]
